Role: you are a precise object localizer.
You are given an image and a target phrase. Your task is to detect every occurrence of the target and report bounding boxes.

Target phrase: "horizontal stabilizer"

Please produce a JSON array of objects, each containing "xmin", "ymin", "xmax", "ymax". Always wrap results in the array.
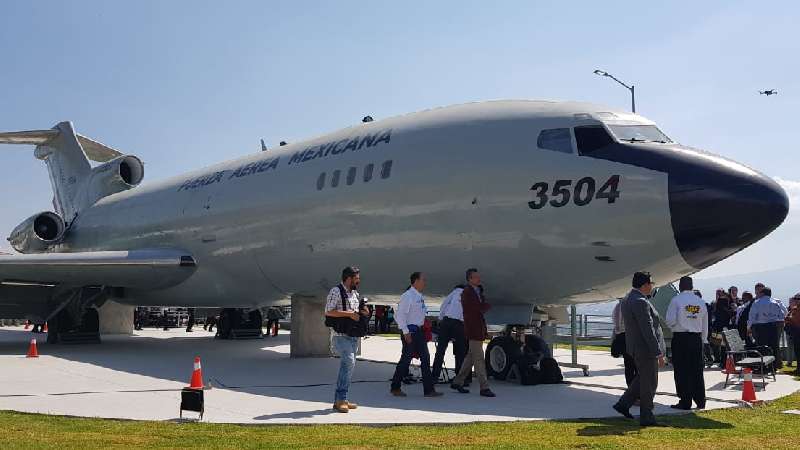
[
  {"xmin": 0, "ymin": 128, "xmax": 123, "ymax": 162},
  {"xmin": 0, "ymin": 249, "xmax": 197, "ymax": 290}
]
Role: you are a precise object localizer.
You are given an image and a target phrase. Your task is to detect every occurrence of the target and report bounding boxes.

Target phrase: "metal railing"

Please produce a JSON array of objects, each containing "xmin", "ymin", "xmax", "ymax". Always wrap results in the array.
[{"xmin": 556, "ymin": 313, "xmax": 614, "ymax": 340}]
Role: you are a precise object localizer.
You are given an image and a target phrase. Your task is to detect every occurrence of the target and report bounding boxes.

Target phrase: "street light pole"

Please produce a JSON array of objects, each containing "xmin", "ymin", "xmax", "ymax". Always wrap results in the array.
[{"xmin": 593, "ymin": 69, "xmax": 636, "ymax": 113}]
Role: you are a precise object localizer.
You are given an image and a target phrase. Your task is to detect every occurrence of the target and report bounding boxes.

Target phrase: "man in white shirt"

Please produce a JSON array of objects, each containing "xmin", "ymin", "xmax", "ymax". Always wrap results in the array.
[
  {"xmin": 431, "ymin": 284, "xmax": 467, "ymax": 383},
  {"xmin": 748, "ymin": 287, "xmax": 789, "ymax": 369},
  {"xmin": 665, "ymin": 276, "xmax": 708, "ymax": 410},
  {"xmin": 390, "ymin": 272, "xmax": 442, "ymax": 397},
  {"xmin": 612, "ymin": 300, "xmax": 638, "ymax": 387}
]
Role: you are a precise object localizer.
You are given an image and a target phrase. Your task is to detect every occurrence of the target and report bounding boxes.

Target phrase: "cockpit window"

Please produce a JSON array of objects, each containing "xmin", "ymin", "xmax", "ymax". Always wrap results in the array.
[
  {"xmin": 574, "ymin": 125, "xmax": 614, "ymax": 155},
  {"xmin": 607, "ymin": 125, "xmax": 672, "ymax": 144},
  {"xmin": 537, "ymin": 128, "xmax": 573, "ymax": 154}
]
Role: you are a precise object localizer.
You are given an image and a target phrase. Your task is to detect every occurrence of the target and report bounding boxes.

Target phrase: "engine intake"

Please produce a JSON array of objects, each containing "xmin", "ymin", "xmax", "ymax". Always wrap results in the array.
[
  {"xmin": 8, "ymin": 211, "xmax": 66, "ymax": 253},
  {"xmin": 83, "ymin": 155, "xmax": 144, "ymax": 205}
]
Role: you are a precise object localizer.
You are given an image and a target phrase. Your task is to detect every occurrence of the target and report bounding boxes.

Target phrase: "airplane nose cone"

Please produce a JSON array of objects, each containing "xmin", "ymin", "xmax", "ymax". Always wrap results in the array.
[{"xmin": 668, "ymin": 150, "xmax": 789, "ymax": 269}]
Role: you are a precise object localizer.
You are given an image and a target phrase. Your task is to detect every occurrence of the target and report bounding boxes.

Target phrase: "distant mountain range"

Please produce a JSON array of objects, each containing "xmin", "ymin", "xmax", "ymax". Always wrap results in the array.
[
  {"xmin": 694, "ymin": 263, "xmax": 798, "ymax": 302},
  {"xmin": 577, "ymin": 263, "xmax": 798, "ymax": 316}
]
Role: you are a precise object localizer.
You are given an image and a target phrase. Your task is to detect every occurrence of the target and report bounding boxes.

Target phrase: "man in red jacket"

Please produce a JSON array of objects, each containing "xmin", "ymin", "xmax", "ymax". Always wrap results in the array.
[{"xmin": 450, "ymin": 268, "xmax": 495, "ymax": 397}]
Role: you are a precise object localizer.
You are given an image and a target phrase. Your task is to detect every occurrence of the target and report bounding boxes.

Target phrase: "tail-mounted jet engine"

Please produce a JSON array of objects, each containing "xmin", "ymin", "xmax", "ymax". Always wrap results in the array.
[
  {"xmin": 7, "ymin": 211, "xmax": 66, "ymax": 253},
  {"xmin": 83, "ymin": 155, "xmax": 144, "ymax": 205}
]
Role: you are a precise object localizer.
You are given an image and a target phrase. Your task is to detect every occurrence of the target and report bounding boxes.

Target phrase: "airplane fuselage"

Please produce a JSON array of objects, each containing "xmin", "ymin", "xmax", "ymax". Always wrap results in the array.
[{"xmin": 52, "ymin": 101, "xmax": 788, "ymax": 309}]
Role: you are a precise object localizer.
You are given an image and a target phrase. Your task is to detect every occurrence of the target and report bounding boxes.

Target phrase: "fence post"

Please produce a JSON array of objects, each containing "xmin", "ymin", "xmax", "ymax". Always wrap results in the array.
[{"xmin": 570, "ymin": 305, "xmax": 578, "ymax": 365}]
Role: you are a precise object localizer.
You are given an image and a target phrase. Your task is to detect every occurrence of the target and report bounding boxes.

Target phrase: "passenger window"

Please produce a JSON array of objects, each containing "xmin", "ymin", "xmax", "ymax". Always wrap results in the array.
[
  {"xmin": 380, "ymin": 160, "xmax": 393, "ymax": 179},
  {"xmin": 331, "ymin": 170, "xmax": 341, "ymax": 188},
  {"xmin": 537, "ymin": 128, "xmax": 573, "ymax": 153},
  {"xmin": 316, "ymin": 172, "xmax": 326, "ymax": 191},
  {"xmin": 363, "ymin": 163, "xmax": 374, "ymax": 182},
  {"xmin": 346, "ymin": 167, "xmax": 356, "ymax": 186},
  {"xmin": 574, "ymin": 126, "xmax": 614, "ymax": 155}
]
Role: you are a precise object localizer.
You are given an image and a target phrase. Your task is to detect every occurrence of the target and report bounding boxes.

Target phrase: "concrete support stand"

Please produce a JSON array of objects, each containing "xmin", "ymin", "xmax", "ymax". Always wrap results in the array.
[
  {"xmin": 98, "ymin": 300, "xmax": 134, "ymax": 335},
  {"xmin": 290, "ymin": 294, "xmax": 332, "ymax": 358}
]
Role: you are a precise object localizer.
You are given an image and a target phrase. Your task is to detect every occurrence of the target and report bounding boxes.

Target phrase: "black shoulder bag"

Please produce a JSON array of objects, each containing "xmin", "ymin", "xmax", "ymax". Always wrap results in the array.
[
  {"xmin": 324, "ymin": 285, "xmax": 359, "ymax": 335},
  {"xmin": 611, "ymin": 332, "xmax": 626, "ymax": 358}
]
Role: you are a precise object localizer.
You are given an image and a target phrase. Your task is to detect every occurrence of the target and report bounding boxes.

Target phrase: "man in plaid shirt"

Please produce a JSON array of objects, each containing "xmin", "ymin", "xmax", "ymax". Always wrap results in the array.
[{"xmin": 325, "ymin": 266, "xmax": 368, "ymax": 413}]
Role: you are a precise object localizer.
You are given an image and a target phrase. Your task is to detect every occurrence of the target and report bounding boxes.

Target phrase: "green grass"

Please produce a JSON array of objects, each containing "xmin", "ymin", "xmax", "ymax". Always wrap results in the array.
[
  {"xmin": 779, "ymin": 364, "xmax": 800, "ymax": 380},
  {"xmin": 1, "ymin": 392, "xmax": 798, "ymax": 449},
  {"xmin": 553, "ymin": 342, "xmax": 612, "ymax": 352}
]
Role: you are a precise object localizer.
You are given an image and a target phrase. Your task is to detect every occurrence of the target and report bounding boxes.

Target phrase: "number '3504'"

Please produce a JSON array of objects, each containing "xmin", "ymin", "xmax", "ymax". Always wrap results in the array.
[{"xmin": 528, "ymin": 175, "xmax": 621, "ymax": 209}]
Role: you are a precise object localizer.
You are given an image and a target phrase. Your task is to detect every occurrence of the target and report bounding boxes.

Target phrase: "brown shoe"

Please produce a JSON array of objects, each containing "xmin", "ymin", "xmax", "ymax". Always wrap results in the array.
[
  {"xmin": 332, "ymin": 401, "xmax": 349, "ymax": 413},
  {"xmin": 390, "ymin": 389, "xmax": 407, "ymax": 397},
  {"xmin": 345, "ymin": 401, "xmax": 358, "ymax": 409}
]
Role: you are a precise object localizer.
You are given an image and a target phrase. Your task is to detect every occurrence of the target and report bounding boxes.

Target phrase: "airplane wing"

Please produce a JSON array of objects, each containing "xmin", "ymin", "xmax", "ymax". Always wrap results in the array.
[{"xmin": 0, "ymin": 249, "xmax": 197, "ymax": 290}]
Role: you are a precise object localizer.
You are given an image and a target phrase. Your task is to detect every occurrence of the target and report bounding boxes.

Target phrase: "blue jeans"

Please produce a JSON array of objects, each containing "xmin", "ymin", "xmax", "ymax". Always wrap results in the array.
[{"xmin": 333, "ymin": 335, "xmax": 358, "ymax": 402}]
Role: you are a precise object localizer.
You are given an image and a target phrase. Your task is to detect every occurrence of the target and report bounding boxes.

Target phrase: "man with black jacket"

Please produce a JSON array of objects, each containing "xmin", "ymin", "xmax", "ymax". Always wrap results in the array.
[{"xmin": 325, "ymin": 266, "xmax": 369, "ymax": 413}]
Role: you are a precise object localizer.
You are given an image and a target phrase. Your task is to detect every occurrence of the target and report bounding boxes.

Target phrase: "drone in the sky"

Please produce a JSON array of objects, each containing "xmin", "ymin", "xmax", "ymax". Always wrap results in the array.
[{"xmin": 759, "ymin": 89, "xmax": 778, "ymax": 96}]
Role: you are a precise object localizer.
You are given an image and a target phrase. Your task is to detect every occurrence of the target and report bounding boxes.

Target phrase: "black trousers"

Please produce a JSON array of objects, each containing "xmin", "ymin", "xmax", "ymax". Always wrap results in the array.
[
  {"xmin": 788, "ymin": 327, "xmax": 800, "ymax": 368},
  {"xmin": 753, "ymin": 322, "xmax": 782, "ymax": 369},
  {"xmin": 391, "ymin": 329, "xmax": 434, "ymax": 393},
  {"xmin": 618, "ymin": 355, "xmax": 658, "ymax": 424},
  {"xmin": 671, "ymin": 332, "xmax": 705, "ymax": 407},
  {"xmin": 186, "ymin": 309, "xmax": 195, "ymax": 332},
  {"xmin": 431, "ymin": 317, "xmax": 467, "ymax": 382},
  {"xmin": 623, "ymin": 353, "xmax": 638, "ymax": 387}
]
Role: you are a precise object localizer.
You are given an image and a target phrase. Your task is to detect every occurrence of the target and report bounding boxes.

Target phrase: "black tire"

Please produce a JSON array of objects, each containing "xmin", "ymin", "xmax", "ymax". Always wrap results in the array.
[
  {"xmin": 485, "ymin": 336, "xmax": 522, "ymax": 380},
  {"xmin": 216, "ymin": 308, "xmax": 234, "ymax": 339},
  {"xmin": 247, "ymin": 309, "xmax": 263, "ymax": 330}
]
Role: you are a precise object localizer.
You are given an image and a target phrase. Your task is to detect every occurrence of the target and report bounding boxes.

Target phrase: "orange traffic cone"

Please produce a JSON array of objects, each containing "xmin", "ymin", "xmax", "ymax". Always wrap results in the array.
[
  {"xmin": 26, "ymin": 338, "xmax": 39, "ymax": 358},
  {"xmin": 723, "ymin": 354, "xmax": 736, "ymax": 374},
  {"xmin": 741, "ymin": 368, "xmax": 757, "ymax": 403},
  {"xmin": 188, "ymin": 356, "xmax": 204, "ymax": 389},
  {"xmin": 272, "ymin": 323, "xmax": 278, "ymax": 337},
  {"xmin": 42, "ymin": 322, "xmax": 48, "ymax": 333},
  {"xmin": 24, "ymin": 321, "xmax": 30, "ymax": 330}
]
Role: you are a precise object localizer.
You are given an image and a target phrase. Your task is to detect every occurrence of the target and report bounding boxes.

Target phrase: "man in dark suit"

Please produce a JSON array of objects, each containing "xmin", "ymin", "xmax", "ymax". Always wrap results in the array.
[{"xmin": 613, "ymin": 271, "xmax": 666, "ymax": 426}]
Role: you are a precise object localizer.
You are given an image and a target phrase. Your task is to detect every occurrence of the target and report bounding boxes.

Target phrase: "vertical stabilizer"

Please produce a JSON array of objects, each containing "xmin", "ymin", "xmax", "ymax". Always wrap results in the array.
[{"xmin": 33, "ymin": 122, "xmax": 91, "ymax": 224}]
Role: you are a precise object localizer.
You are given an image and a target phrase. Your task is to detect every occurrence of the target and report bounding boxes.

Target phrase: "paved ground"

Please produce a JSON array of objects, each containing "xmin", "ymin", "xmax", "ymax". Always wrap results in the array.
[{"xmin": 0, "ymin": 326, "xmax": 797, "ymax": 424}]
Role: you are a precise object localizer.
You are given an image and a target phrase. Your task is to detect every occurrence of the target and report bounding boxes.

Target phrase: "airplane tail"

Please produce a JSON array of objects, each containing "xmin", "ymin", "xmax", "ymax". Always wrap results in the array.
[{"xmin": 0, "ymin": 122, "xmax": 122, "ymax": 225}]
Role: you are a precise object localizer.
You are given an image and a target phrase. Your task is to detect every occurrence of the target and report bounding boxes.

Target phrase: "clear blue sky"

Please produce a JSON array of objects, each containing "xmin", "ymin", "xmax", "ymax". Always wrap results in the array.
[{"xmin": 1, "ymin": 1, "xmax": 798, "ymax": 277}]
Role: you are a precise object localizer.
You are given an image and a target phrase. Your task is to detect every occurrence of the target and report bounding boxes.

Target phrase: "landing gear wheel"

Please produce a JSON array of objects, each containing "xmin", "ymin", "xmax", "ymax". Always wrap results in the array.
[
  {"xmin": 485, "ymin": 336, "xmax": 522, "ymax": 380},
  {"xmin": 216, "ymin": 308, "xmax": 235, "ymax": 339},
  {"xmin": 246, "ymin": 309, "xmax": 263, "ymax": 332}
]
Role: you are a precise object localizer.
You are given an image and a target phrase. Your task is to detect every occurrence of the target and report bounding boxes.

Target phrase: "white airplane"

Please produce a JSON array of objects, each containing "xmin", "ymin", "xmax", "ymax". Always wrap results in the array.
[{"xmin": 0, "ymin": 100, "xmax": 789, "ymax": 347}]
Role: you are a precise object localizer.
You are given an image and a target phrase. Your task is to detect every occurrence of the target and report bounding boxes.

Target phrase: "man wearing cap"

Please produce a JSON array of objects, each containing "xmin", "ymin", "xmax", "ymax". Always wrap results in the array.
[
  {"xmin": 612, "ymin": 271, "xmax": 666, "ymax": 427},
  {"xmin": 748, "ymin": 287, "xmax": 788, "ymax": 370},
  {"xmin": 665, "ymin": 276, "xmax": 708, "ymax": 410}
]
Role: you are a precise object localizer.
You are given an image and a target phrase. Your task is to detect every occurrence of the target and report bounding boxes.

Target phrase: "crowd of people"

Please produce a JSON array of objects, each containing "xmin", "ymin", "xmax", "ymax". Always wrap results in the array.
[
  {"xmin": 323, "ymin": 266, "xmax": 494, "ymax": 413},
  {"xmin": 702, "ymin": 283, "xmax": 797, "ymax": 372},
  {"xmin": 612, "ymin": 272, "xmax": 800, "ymax": 427}
]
